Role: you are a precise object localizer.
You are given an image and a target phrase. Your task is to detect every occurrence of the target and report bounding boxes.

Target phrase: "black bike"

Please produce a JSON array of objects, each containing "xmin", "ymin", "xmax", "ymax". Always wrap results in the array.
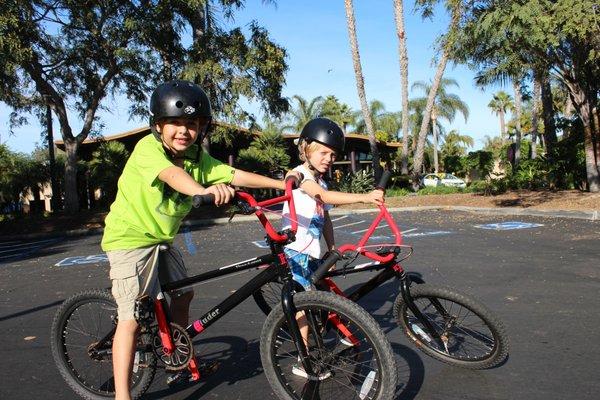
[{"xmin": 50, "ymin": 177, "xmax": 399, "ymax": 400}]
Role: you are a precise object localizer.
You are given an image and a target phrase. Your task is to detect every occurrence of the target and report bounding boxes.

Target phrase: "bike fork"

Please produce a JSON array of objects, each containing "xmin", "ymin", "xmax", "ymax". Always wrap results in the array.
[
  {"xmin": 281, "ymin": 280, "xmax": 316, "ymax": 376},
  {"xmin": 399, "ymin": 272, "xmax": 444, "ymax": 344}
]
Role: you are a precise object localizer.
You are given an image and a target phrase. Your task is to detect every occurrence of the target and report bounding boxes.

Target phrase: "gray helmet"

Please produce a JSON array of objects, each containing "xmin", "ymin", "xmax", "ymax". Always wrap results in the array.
[
  {"xmin": 149, "ymin": 79, "xmax": 211, "ymax": 124},
  {"xmin": 300, "ymin": 117, "xmax": 345, "ymax": 153}
]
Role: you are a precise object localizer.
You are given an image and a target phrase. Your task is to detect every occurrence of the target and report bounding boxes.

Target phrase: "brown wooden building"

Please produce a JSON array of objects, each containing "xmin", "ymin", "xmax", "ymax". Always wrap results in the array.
[{"xmin": 56, "ymin": 120, "xmax": 402, "ymax": 176}]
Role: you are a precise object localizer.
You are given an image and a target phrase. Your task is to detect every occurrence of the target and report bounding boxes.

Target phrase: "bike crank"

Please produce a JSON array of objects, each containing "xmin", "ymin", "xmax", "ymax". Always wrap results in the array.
[{"xmin": 151, "ymin": 322, "xmax": 194, "ymax": 371}]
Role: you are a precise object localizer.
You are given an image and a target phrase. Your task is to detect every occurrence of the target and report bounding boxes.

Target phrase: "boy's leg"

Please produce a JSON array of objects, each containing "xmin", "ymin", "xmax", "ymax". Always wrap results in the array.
[
  {"xmin": 161, "ymin": 247, "xmax": 194, "ymax": 328},
  {"xmin": 113, "ymin": 319, "xmax": 138, "ymax": 400},
  {"xmin": 108, "ymin": 247, "xmax": 161, "ymax": 399},
  {"xmin": 170, "ymin": 291, "xmax": 194, "ymax": 327}
]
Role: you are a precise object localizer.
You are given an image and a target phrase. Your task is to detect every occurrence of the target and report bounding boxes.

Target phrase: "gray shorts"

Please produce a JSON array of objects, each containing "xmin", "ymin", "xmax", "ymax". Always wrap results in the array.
[{"xmin": 107, "ymin": 245, "xmax": 192, "ymax": 321}]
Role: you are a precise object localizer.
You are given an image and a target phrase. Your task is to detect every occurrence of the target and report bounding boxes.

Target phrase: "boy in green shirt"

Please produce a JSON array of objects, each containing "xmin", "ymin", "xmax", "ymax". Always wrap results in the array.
[{"xmin": 101, "ymin": 79, "xmax": 297, "ymax": 400}]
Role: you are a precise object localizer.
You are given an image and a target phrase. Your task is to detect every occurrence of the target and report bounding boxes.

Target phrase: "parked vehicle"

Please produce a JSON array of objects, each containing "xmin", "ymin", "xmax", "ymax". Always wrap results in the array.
[{"xmin": 421, "ymin": 173, "xmax": 466, "ymax": 188}]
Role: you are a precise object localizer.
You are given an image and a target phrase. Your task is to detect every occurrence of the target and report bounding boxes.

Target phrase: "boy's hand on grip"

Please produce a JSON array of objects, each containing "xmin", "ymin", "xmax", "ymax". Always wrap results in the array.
[
  {"xmin": 204, "ymin": 184, "xmax": 235, "ymax": 206},
  {"xmin": 284, "ymin": 170, "xmax": 303, "ymax": 183},
  {"xmin": 366, "ymin": 189, "xmax": 384, "ymax": 206}
]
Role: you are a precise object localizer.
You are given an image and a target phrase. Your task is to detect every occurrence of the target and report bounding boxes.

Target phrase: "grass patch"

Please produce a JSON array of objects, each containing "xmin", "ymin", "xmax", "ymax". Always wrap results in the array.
[{"xmin": 417, "ymin": 186, "xmax": 464, "ymax": 195}]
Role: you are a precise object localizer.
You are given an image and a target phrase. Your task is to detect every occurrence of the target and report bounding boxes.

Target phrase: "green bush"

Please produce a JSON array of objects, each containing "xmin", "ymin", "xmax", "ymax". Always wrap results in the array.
[
  {"xmin": 510, "ymin": 158, "xmax": 549, "ymax": 190},
  {"xmin": 237, "ymin": 130, "xmax": 290, "ymax": 177},
  {"xmin": 389, "ymin": 173, "xmax": 412, "ymax": 190},
  {"xmin": 88, "ymin": 141, "xmax": 130, "ymax": 206},
  {"xmin": 463, "ymin": 150, "xmax": 494, "ymax": 179},
  {"xmin": 333, "ymin": 169, "xmax": 375, "ymax": 193},
  {"xmin": 467, "ymin": 179, "xmax": 508, "ymax": 195}
]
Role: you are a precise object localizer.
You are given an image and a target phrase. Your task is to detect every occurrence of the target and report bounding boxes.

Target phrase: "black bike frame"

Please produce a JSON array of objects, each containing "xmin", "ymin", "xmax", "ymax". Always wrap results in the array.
[{"xmin": 160, "ymin": 251, "xmax": 283, "ymax": 338}]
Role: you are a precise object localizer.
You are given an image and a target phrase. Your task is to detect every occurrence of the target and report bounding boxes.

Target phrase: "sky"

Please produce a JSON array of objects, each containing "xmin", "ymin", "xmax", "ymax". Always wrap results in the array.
[{"xmin": 0, "ymin": 0, "xmax": 510, "ymax": 155}]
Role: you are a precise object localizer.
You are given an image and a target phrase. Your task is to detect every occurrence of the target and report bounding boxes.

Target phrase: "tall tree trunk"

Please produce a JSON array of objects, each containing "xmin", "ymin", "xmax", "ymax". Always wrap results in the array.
[
  {"xmin": 344, "ymin": 0, "xmax": 382, "ymax": 180},
  {"xmin": 569, "ymin": 87, "xmax": 600, "ymax": 192},
  {"xmin": 46, "ymin": 104, "xmax": 60, "ymax": 211},
  {"xmin": 393, "ymin": 0, "xmax": 410, "ymax": 175},
  {"xmin": 540, "ymin": 73, "xmax": 557, "ymax": 154},
  {"xmin": 63, "ymin": 139, "xmax": 80, "ymax": 213},
  {"xmin": 512, "ymin": 81, "xmax": 522, "ymax": 169},
  {"xmin": 499, "ymin": 110, "xmax": 506, "ymax": 143},
  {"xmin": 411, "ymin": 53, "xmax": 448, "ymax": 187},
  {"xmin": 432, "ymin": 109, "xmax": 439, "ymax": 173},
  {"xmin": 411, "ymin": 5, "xmax": 461, "ymax": 188},
  {"xmin": 531, "ymin": 75, "xmax": 542, "ymax": 159}
]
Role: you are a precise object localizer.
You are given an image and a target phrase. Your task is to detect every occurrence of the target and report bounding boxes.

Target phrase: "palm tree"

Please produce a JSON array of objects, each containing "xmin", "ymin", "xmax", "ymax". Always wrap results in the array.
[
  {"xmin": 320, "ymin": 95, "xmax": 356, "ymax": 134},
  {"xmin": 393, "ymin": 0, "xmax": 411, "ymax": 174},
  {"xmin": 286, "ymin": 95, "xmax": 323, "ymax": 133},
  {"xmin": 238, "ymin": 118, "xmax": 290, "ymax": 176},
  {"xmin": 411, "ymin": 1, "xmax": 463, "ymax": 186},
  {"xmin": 488, "ymin": 91, "xmax": 513, "ymax": 142},
  {"xmin": 441, "ymin": 129, "xmax": 474, "ymax": 158},
  {"xmin": 344, "ymin": 0, "xmax": 381, "ymax": 178},
  {"xmin": 411, "ymin": 78, "xmax": 469, "ymax": 173},
  {"xmin": 512, "ymin": 81, "xmax": 524, "ymax": 169},
  {"xmin": 354, "ymin": 100, "xmax": 403, "ymax": 143}
]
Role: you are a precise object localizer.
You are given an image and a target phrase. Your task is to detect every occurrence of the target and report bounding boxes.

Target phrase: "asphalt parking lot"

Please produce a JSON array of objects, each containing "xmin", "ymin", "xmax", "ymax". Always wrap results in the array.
[{"xmin": 0, "ymin": 209, "xmax": 599, "ymax": 400}]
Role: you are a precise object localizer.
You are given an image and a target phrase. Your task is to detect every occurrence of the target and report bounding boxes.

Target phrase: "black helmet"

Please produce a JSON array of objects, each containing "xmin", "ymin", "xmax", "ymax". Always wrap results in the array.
[
  {"xmin": 149, "ymin": 79, "xmax": 211, "ymax": 124},
  {"xmin": 300, "ymin": 117, "xmax": 345, "ymax": 153}
]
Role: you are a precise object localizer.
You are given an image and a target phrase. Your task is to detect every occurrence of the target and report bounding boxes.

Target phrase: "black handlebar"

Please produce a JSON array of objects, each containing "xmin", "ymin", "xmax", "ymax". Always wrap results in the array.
[
  {"xmin": 192, "ymin": 194, "xmax": 216, "ymax": 208},
  {"xmin": 375, "ymin": 170, "xmax": 392, "ymax": 190},
  {"xmin": 310, "ymin": 250, "xmax": 341, "ymax": 283}
]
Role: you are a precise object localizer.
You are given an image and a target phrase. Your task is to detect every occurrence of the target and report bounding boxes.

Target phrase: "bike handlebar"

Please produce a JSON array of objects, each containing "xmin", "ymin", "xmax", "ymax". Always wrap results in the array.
[
  {"xmin": 192, "ymin": 193, "xmax": 215, "ymax": 208},
  {"xmin": 375, "ymin": 170, "xmax": 392, "ymax": 191},
  {"xmin": 195, "ymin": 175, "xmax": 301, "ymax": 243}
]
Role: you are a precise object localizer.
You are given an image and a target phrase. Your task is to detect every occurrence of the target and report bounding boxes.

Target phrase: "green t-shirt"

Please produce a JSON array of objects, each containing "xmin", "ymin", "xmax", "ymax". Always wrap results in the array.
[{"xmin": 101, "ymin": 134, "xmax": 235, "ymax": 251}]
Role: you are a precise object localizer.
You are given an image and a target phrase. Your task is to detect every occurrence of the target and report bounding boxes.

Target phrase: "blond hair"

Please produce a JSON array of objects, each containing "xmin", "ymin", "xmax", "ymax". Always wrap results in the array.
[{"xmin": 297, "ymin": 140, "xmax": 322, "ymax": 162}]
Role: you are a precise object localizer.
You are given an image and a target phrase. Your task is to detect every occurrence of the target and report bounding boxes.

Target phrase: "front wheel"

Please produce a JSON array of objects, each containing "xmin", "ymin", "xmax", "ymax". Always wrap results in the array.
[
  {"xmin": 393, "ymin": 284, "xmax": 509, "ymax": 369},
  {"xmin": 260, "ymin": 291, "xmax": 398, "ymax": 400},
  {"xmin": 50, "ymin": 290, "xmax": 157, "ymax": 400}
]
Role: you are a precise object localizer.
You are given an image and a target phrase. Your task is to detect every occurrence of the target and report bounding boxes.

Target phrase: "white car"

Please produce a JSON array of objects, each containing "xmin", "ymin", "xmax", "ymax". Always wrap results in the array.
[{"xmin": 421, "ymin": 173, "xmax": 466, "ymax": 188}]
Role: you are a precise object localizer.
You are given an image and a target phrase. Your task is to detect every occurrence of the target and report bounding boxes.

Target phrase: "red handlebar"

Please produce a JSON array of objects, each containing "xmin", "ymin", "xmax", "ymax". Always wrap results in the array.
[{"xmin": 236, "ymin": 176, "xmax": 299, "ymax": 243}]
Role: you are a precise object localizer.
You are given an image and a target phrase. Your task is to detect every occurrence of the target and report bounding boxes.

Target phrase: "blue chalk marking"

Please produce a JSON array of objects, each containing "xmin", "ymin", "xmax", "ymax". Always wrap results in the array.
[
  {"xmin": 475, "ymin": 221, "xmax": 544, "ymax": 230},
  {"xmin": 182, "ymin": 226, "xmax": 197, "ymax": 255}
]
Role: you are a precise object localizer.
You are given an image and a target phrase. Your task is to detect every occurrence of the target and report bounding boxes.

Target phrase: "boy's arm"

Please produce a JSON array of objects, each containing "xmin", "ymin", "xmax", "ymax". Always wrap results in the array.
[
  {"xmin": 323, "ymin": 211, "xmax": 335, "ymax": 251},
  {"xmin": 301, "ymin": 180, "xmax": 384, "ymax": 206},
  {"xmin": 230, "ymin": 169, "xmax": 288, "ymax": 190},
  {"xmin": 158, "ymin": 166, "xmax": 234, "ymax": 205},
  {"xmin": 158, "ymin": 166, "xmax": 206, "ymax": 196}
]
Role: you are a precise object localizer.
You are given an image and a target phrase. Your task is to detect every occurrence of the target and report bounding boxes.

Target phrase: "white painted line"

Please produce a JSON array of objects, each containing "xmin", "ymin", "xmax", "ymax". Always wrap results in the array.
[
  {"xmin": 330, "ymin": 215, "xmax": 348, "ymax": 222},
  {"xmin": 333, "ymin": 220, "xmax": 365, "ymax": 230},
  {"xmin": 55, "ymin": 254, "xmax": 108, "ymax": 267},
  {"xmin": 404, "ymin": 231, "xmax": 451, "ymax": 237},
  {"xmin": 402, "ymin": 228, "xmax": 418, "ymax": 234},
  {"xmin": 351, "ymin": 224, "xmax": 389, "ymax": 235},
  {"xmin": 0, "ymin": 238, "xmax": 57, "ymax": 250}
]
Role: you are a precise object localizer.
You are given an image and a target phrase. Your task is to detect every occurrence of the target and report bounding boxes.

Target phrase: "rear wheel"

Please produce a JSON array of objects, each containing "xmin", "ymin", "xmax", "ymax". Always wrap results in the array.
[
  {"xmin": 260, "ymin": 291, "xmax": 398, "ymax": 400},
  {"xmin": 393, "ymin": 284, "xmax": 509, "ymax": 369},
  {"xmin": 253, "ymin": 278, "xmax": 285, "ymax": 316},
  {"xmin": 50, "ymin": 290, "xmax": 156, "ymax": 400}
]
